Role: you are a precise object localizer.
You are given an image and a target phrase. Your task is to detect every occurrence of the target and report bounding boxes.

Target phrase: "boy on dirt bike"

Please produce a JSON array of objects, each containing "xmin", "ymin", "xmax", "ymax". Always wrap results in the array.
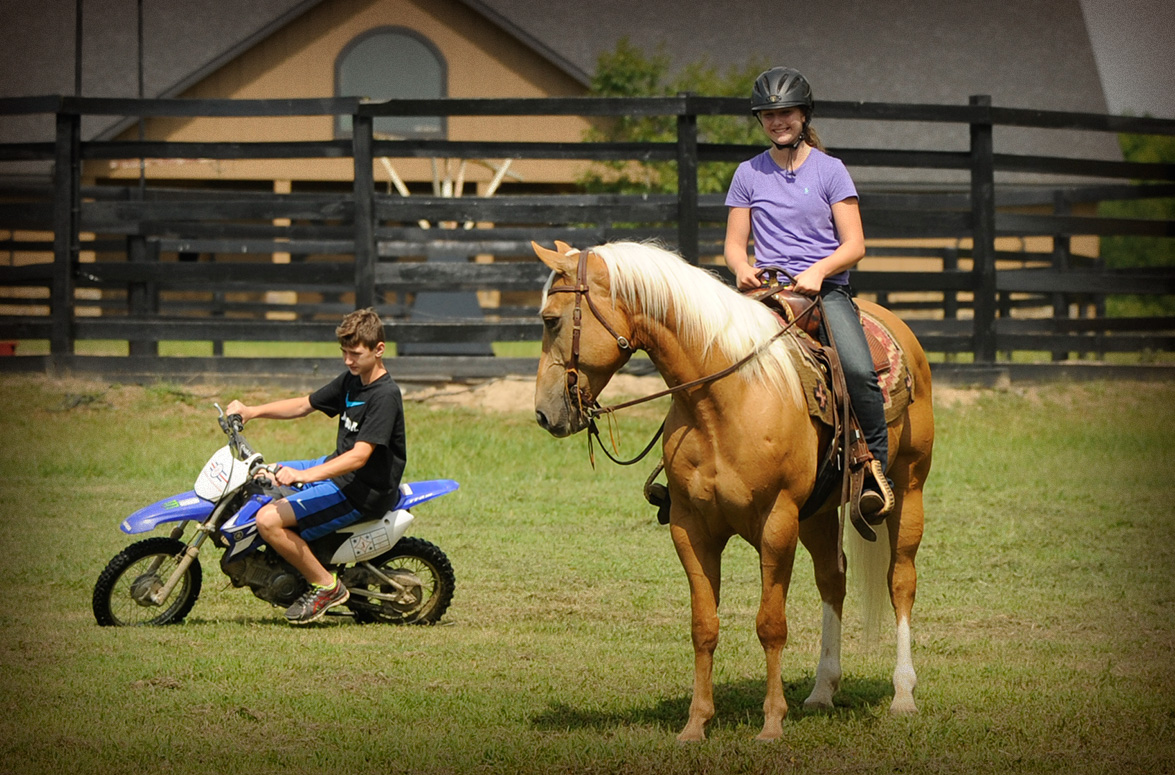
[{"xmin": 225, "ymin": 308, "xmax": 407, "ymax": 625}]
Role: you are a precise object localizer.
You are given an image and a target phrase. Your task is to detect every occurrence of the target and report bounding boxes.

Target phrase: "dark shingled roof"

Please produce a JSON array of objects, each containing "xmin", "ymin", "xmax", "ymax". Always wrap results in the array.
[{"xmin": 0, "ymin": 0, "xmax": 1122, "ymax": 183}]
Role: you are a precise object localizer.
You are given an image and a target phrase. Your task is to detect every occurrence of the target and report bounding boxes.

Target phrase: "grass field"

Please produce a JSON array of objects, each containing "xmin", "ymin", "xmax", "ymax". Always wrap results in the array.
[{"xmin": 0, "ymin": 374, "xmax": 1172, "ymax": 774}]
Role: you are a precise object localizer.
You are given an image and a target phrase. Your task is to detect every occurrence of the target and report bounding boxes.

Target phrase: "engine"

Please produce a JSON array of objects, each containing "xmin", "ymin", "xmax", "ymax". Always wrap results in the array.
[{"xmin": 221, "ymin": 549, "xmax": 305, "ymax": 608}]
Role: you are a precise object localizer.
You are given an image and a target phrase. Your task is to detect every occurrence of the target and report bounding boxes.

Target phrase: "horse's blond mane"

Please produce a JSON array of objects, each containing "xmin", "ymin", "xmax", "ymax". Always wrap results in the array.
[{"xmin": 590, "ymin": 241, "xmax": 803, "ymax": 405}]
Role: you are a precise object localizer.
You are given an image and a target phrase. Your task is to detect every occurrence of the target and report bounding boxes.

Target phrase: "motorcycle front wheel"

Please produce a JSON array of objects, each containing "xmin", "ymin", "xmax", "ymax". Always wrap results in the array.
[
  {"xmin": 92, "ymin": 537, "xmax": 203, "ymax": 626},
  {"xmin": 345, "ymin": 536, "xmax": 455, "ymax": 625}
]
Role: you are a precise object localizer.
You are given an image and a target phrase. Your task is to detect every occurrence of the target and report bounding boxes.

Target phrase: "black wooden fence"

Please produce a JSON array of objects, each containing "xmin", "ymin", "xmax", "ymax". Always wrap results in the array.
[{"xmin": 1, "ymin": 94, "xmax": 1173, "ymax": 383}]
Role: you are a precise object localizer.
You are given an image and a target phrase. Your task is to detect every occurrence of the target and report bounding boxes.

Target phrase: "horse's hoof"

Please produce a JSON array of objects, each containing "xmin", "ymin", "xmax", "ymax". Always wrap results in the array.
[
  {"xmin": 803, "ymin": 698, "xmax": 834, "ymax": 712},
  {"xmin": 889, "ymin": 697, "xmax": 918, "ymax": 715},
  {"xmin": 755, "ymin": 724, "xmax": 783, "ymax": 742}
]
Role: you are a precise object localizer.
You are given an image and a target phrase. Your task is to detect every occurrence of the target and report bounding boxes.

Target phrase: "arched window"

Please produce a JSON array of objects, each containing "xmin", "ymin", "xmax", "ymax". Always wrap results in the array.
[{"xmin": 335, "ymin": 27, "xmax": 446, "ymax": 139}]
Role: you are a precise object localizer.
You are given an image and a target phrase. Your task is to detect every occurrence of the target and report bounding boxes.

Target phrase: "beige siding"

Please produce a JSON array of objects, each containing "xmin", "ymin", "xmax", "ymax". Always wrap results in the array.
[{"xmin": 92, "ymin": 0, "xmax": 593, "ymax": 186}]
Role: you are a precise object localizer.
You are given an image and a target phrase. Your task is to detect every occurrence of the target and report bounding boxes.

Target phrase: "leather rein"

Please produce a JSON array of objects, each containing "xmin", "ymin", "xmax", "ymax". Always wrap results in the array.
[{"xmin": 546, "ymin": 250, "xmax": 819, "ymax": 466}]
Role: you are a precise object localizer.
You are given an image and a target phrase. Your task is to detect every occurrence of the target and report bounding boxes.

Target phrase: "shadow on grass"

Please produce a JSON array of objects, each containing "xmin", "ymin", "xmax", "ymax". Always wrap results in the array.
[
  {"xmin": 530, "ymin": 674, "xmax": 894, "ymax": 733},
  {"xmin": 183, "ymin": 612, "xmax": 356, "ymax": 628}
]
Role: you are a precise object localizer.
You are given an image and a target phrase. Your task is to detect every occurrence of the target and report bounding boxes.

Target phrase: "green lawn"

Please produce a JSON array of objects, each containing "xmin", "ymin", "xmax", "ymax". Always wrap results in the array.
[{"xmin": 0, "ymin": 376, "xmax": 1172, "ymax": 774}]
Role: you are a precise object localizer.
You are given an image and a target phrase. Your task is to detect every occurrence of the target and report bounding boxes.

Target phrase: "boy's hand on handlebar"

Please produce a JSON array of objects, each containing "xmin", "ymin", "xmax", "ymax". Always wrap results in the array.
[
  {"xmin": 274, "ymin": 465, "xmax": 304, "ymax": 487},
  {"xmin": 225, "ymin": 400, "xmax": 249, "ymax": 423},
  {"xmin": 254, "ymin": 464, "xmax": 303, "ymax": 487}
]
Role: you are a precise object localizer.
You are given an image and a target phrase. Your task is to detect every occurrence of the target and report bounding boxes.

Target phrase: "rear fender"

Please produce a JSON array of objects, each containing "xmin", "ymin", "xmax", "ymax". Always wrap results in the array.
[
  {"xmin": 395, "ymin": 479, "xmax": 459, "ymax": 510},
  {"xmin": 120, "ymin": 491, "xmax": 215, "ymax": 534}
]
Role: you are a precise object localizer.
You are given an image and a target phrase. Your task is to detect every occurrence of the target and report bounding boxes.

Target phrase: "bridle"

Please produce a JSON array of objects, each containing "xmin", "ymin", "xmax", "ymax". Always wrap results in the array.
[
  {"xmin": 544, "ymin": 248, "xmax": 820, "ymax": 467},
  {"xmin": 544, "ymin": 249, "xmax": 634, "ymax": 417}
]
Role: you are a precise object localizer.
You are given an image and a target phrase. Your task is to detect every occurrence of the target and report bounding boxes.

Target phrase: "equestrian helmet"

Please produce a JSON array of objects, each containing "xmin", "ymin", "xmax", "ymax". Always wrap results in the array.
[{"xmin": 750, "ymin": 67, "xmax": 814, "ymax": 114}]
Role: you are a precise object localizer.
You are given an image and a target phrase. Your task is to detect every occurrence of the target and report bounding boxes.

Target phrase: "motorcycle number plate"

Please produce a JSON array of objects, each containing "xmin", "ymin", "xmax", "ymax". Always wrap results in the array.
[{"xmin": 195, "ymin": 446, "xmax": 243, "ymax": 500}]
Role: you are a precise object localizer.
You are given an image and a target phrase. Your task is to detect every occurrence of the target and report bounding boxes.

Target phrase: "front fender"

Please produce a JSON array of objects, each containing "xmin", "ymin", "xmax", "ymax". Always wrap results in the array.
[{"xmin": 120, "ymin": 490, "xmax": 215, "ymax": 534}]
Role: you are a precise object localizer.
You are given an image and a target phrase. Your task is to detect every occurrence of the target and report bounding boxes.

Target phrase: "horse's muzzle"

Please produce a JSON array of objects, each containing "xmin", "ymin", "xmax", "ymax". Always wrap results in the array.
[
  {"xmin": 535, "ymin": 408, "xmax": 567, "ymax": 437},
  {"xmin": 534, "ymin": 393, "xmax": 589, "ymax": 438}
]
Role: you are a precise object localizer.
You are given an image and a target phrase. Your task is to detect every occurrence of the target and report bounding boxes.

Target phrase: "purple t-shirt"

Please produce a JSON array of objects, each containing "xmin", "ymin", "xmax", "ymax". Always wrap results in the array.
[{"xmin": 725, "ymin": 147, "xmax": 858, "ymax": 285}]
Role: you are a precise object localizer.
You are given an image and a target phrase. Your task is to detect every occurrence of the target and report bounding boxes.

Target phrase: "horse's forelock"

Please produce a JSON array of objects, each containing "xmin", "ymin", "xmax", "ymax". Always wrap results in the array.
[{"xmin": 540, "ymin": 269, "xmax": 557, "ymax": 305}]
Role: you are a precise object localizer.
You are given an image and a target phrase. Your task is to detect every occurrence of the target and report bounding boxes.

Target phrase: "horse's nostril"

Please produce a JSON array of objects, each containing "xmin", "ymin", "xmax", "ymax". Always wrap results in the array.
[{"xmin": 535, "ymin": 410, "xmax": 549, "ymax": 428}]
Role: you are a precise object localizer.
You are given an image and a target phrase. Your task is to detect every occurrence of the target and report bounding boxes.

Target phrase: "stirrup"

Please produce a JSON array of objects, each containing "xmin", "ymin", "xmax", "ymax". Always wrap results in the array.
[
  {"xmin": 860, "ymin": 459, "xmax": 895, "ymax": 524},
  {"xmin": 644, "ymin": 462, "xmax": 671, "ymax": 525},
  {"xmin": 646, "ymin": 482, "xmax": 671, "ymax": 525}
]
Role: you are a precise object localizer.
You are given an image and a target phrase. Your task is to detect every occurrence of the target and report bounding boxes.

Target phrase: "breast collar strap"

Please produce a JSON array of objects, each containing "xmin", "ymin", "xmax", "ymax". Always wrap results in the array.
[{"xmin": 546, "ymin": 249, "xmax": 633, "ymax": 411}]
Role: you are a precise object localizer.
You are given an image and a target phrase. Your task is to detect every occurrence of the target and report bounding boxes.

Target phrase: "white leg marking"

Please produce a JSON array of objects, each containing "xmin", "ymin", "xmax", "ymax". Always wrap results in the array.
[
  {"xmin": 804, "ymin": 602, "xmax": 842, "ymax": 710},
  {"xmin": 890, "ymin": 615, "xmax": 918, "ymax": 714}
]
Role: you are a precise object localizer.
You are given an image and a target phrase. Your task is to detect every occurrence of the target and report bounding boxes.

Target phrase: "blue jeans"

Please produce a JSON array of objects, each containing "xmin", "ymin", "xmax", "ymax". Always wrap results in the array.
[{"xmin": 818, "ymin": 285, "xmax": 888, "ymax": 470}]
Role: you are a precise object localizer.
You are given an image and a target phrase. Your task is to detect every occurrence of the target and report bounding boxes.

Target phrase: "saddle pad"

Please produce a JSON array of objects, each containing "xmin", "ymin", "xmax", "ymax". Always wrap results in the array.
[
  {"xmin": 789, "ymin": 337, "xmax": 836, "ymax": 427},
  {"xmin": 789, "ymin": 313, "xmax": 913, "ymax": 427},
  {"xmin": 860, "ymin": 310, "xmax": 914, "ymax": 424}
]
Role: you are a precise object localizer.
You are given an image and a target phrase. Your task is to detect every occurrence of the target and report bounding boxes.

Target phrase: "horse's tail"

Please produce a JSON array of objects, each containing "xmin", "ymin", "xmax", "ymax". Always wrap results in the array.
[{"xmin": 847, "ymin": 518, "xmax": 892, "ymax": 645}]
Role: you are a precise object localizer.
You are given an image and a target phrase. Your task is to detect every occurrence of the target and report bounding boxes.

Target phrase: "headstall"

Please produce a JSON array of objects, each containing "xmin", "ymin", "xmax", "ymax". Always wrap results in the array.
[{"xmin": 545, "ymin": 249, "xmax": 633, "ymax": 416}]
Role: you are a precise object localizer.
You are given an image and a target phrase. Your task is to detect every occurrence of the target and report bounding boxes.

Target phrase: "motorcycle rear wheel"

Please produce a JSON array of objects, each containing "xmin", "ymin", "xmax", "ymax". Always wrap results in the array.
[
  {"xmin": 92, "ymin": 537, "xmax": 202, "ymax": 626},
  {"xmin": 345, "ymin": 536, "xmax": 454, "ymax": 625}
]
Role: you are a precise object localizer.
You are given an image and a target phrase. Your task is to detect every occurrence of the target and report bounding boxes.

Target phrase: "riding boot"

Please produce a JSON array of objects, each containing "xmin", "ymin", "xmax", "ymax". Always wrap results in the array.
[{"xmin": 859, "ymin": 459, "xmax": 895, "ymax": 523}]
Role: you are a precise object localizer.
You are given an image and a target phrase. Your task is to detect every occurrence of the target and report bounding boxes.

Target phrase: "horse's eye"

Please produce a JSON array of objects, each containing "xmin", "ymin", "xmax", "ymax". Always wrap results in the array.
[{"xmin": 542, "ymin": 315, "xmax": 561, "ymax": 331}]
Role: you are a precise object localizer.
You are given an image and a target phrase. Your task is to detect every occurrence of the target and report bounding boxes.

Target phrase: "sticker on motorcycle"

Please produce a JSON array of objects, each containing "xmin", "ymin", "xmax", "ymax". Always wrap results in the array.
[{"xmin": 349, "ymin": 531, "xmax": 391, "ymax": 557}]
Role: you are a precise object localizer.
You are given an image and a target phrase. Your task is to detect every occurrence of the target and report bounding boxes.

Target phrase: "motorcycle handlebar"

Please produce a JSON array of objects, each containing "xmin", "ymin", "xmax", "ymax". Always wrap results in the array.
[
  {"xmin": 236, "ymin": 438, "xmax": 258, "ymax": 460},
  {"xmin": 213, "ymin": 404, "xmax": 263, "ymax": 465}
]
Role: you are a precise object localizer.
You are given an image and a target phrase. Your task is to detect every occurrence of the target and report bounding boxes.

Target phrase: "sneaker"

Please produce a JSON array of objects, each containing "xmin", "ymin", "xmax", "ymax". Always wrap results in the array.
[{"xmin": 285, "ymin": 578, "xmax": 349, "ymax": 625}]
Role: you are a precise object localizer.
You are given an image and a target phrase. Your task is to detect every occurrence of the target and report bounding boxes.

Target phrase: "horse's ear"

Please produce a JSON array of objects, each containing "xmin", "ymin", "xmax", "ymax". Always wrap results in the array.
[
  {"xmin": 532, "ymin": 241, "xmax": 577, "ymax": 273},
  {"xmin": 553, "ymin": 240, "xmax": 576, "ymax": 256}
]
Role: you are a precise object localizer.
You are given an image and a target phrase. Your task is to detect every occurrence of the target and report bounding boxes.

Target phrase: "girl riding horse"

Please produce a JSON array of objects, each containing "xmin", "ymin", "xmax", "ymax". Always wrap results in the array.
[{"xmin": 533, "ymin": 239, "xmax": 933, "ymax": 741}]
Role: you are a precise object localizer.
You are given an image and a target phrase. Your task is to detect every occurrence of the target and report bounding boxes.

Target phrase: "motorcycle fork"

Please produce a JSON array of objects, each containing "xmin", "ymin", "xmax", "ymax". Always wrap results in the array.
[
  {"xmin": 149, "ymin": 530, "xmax": 213, "ymax": 605},
  {"xmin": 137, "ymin": 521, "xmax": 190, "ymax": 581},
  {"xmin": 149, "ymin": 502, "xmax": 229, "ymax": 605}
]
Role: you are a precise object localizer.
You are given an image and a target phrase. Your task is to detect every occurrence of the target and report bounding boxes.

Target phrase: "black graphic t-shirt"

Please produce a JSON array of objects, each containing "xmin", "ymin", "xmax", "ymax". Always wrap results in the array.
[{"xmin": 309, "ymin": 371, "xmax": 406, "ymax": 515}]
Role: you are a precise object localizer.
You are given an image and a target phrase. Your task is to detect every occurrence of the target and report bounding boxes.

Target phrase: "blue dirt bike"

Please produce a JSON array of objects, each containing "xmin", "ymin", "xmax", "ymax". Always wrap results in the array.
[{"xmin": 92, "ymin": 406, "xmax": 457, "ymax": 626}]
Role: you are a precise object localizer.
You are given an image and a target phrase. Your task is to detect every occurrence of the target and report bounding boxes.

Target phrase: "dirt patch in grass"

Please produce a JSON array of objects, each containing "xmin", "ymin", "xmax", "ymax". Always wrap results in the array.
[{"xmin": 405, "ymin": 374, "xmax": 668, "ymax": 413}]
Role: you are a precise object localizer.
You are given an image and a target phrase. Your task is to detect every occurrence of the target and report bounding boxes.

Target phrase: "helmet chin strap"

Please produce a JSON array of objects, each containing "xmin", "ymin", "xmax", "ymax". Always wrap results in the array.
[
  {"xmin": 767, "ymin": 117, "xmax": 809, "ymax": 151},
  {"xmin": 773, "ymin": 129, "xmax": 806, "ymax": 152}
]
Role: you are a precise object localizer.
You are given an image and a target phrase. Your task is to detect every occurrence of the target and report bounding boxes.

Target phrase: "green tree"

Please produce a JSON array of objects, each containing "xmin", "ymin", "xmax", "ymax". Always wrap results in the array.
[
  {"xmin": 579, "ymin": 39, "xmax": 767, "ymax": 195},
  {"xmin": 1098, "ymin": 133, "xmax": 1175, "ymax": 315}
]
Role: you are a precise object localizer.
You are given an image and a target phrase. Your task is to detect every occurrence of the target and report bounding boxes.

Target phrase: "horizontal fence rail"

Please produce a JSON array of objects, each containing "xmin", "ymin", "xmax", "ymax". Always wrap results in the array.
[{"xmin": 0, "ymin": 94, "xmax": 1173, "ymax": 383}]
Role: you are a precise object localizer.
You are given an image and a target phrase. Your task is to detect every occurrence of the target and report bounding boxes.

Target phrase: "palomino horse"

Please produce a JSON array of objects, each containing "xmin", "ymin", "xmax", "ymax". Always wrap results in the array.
[{"xmin": 533, "ymin": 241, "xmax": 933, "ymax": 742}]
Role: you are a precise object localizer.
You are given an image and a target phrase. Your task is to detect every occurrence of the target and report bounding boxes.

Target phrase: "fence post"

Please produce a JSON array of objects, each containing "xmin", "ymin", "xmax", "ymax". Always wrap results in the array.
[
  {"xmin": 676, "ymin": 94, "xmax": 699, "ymax": 265},
  {"xmin": 127, "ymin": 235, "xmax": 158, "ymax": 356},
  {"xmin": 51, "ymin": 110, "xmax": 80, "ymax": 360},
  {"xmin": 352, "ymin": 112, "xmax": 377, "ymax": 310},
  {"xmin": 1051, "ymin": 191, "xmax": 1072, "ymax": 361},
  {"xmin": 969, "ymin": 95, "xmax": 997, "ymax": 363},
  {"xmin": 942, "ymin": 247, "xmax": 959, "ymax": 362}
]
